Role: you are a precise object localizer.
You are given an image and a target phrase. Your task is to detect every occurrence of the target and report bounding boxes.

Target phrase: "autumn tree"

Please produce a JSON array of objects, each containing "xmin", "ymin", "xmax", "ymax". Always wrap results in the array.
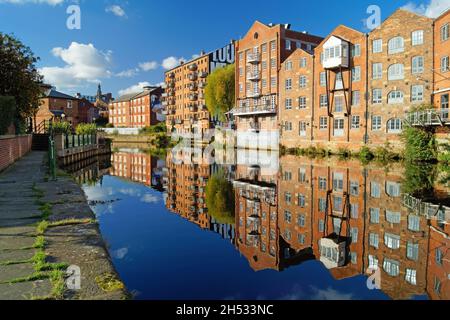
[
  {"xmin": 204, "ymin": 64, "xmax": 235, "ymax": 121},
  {"xmin": 0, "ymin": 32, "xmax": 43, "ymax": 132},
  {"xmin": 205, "ymin": 170, "xmax": 235, "ymax": 224}
]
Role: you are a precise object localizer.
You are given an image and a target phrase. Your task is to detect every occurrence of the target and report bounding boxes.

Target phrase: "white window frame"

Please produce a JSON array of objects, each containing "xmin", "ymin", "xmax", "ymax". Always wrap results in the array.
[
  {"xmin": 388, "ymin": 63, "xmax": 404, "ymax": 80},
  {"xmin": 412, "ymin": 30, "xmax": 424, "ymax": 46},
  {"xmin": 412, "ymin": 56, "xmax": 424, "ymax": 74},
  {"xmin": 388, "ymin": 36, "xmax": 404, "ymax": 54},
  {"xmin": 372, "ymin": 39, "xmax": 382, "ymax": 53}
]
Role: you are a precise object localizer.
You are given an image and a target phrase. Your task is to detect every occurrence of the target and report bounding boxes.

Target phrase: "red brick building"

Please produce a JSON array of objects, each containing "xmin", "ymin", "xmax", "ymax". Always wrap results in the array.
[
  {"xmin": 37, "ymin": 89, "xmax": 81, "ymax": 129},
  {"xmin": 434, "ymin": 9, "xmax": 450, "ymax": 111}
]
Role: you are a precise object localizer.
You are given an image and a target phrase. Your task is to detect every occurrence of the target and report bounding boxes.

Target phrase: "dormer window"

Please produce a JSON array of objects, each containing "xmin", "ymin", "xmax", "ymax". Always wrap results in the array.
[{"xmin": 322, "ymin": 36, "xmax": 349, "ymax": 69}]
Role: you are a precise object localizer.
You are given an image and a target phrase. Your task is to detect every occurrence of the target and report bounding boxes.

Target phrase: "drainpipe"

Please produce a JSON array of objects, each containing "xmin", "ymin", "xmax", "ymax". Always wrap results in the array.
[
  {"xmin": 311, "ymin": 54, "xmax": 316, "ymax": 142},
  {"xmin": 432, "ymin": 21, "xmax": 435, "ymax": 107},
  {"xmin": 364, "ymin": 33, "xmax": 369, "ymax": 145}
]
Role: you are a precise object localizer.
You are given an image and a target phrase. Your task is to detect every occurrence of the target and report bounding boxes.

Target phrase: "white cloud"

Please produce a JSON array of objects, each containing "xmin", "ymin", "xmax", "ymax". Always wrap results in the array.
[
  {"xmin": 402, "ymin": 0, "xmax": 450, "ymax": 18},
  {"xmin": 39, "ymin": 42, "xmax": 112, "ymax": 91},
  {"xmin": 310, "ymin": 287, "xmax": 354, "ymax": 300},
  {"xmin": 106, "ymin": 5, "xmax": 126, "ymax": 17},
  {"xmin": 0, "ymin": 0, "xmax": 64, "ymax": 5},
  {"xmin": 139, "ymin": 61, "xmax": 158, "ymax": 71},
  {"xmin": 111, "ymin": 248, "xmax": 128, "ymax": 259},
  {"xmin": 116, "ymin": 68, "xmax": 139, "ymax": 78},
  {"xmin": 140, "ymin": 193, "xmax": 160, "ymax": 204},
  {"xmin": 118, "ymin": 81, "xmax": 164, "ymax": 96},
  {"xmin": 162, "ymin": 56, "xmax": 185, "ymax": 70}
]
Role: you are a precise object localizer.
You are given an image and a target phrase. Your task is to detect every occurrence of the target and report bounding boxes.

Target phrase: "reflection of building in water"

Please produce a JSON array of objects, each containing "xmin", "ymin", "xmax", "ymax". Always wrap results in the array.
[
  {"xmin": 110, "ymin": 149, "xmax": 165, "ymax": 190},
  {"xmin": 163, "ymin": 148, "xmax": 235, "ymax": 242},
  {"xmin": 232, "ymin": 154, "xmax": 449, "ymax": 300}
]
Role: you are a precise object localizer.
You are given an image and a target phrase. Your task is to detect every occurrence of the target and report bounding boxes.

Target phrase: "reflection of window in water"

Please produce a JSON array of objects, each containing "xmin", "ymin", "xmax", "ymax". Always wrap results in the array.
[
  {"xmin": 386, "ymin": 181, "xmax": 401, "ymax": 197},
  {"xmin": 350, "ymin": 181, "xmax": 359, "ymax": 195},
  {"xmin": 407, "ymin": 242, "xmax": 419, "ymax": 261},
  {"xmin": 383, "ymin": 259, "xmax": 400, "ymax": 277},
  {"xmin": 386, "ymin": 211, "xmax": 401, "ymax": 224},
  {"xmin": 321, "ymin": 246, "xmax": 339, "ymax": 263},
  {"xmin": 319, "ymin": 198, "xmax": 327, "ymax": 212},
  {"xmin": 297, "ymin": 214, "xmax": 305, "ymax": 227},
  {"xmin": 333, "ymin": 196, "xmax": 343, "ymax": 212},
  {"xmin": 371, "ymin": 182, "xmax": 381, "ymax": 198},
  {"xmin": 319, "ymin": 219, "xmax": 325, "ymax": 232},
  {"xmin": 384, "ymin": 233, "xmax": 401, "ymax": 249},
  {"xmin": 351, "ymin": 228, "xmax": 358, "ymax": 243},
  {"xmin": 351, "ymin": 203, "xmax": 359, "ymax": 219},
  {"xmin": 333, "ymin": 173, "xmax": 344, "ymax": 192},
  {"xmin": 406, "ymin": 269, "xmax": 417, "ymax": 285},
  {"xmin": 298, "ymin": 194, "xmax": 306, "ymax": 208},
  {"xmin": 370, "ymin": 208, "xmax": 380, "ymax": 224},
  {"xmin": 298, "ymin": 234, "xmax": 305, "ymax": 244},
  {"xmin": 408, "ymin": 215, "xmax": 421, "ymax": 232},
  {"xmin": 369, "ymin": 233, "xmax": 379, "ymax": 249},
  {"xmin": 319, "ymin": 177, "xmax": 327, "ymax": 190},
  {"xmin": 369, "ymin": 255, "xmax": 379, "ymax": 270},
  {"xmin": 333, "ymin": 218, "xmax": 342, "ymax": 234}
]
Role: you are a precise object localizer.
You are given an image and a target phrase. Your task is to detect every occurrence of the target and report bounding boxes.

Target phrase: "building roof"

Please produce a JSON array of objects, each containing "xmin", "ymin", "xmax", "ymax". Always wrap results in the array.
[
  {"xmin": 133, "ymin": 87, "xmax": 160, "ymax": 99},
  {"xmin": 114, "ymin": 93, "xmax": 139, "ymax": 103},
  {"xmin": 46, "ymin": 89, "xmax": 77, "ymax": 100}
]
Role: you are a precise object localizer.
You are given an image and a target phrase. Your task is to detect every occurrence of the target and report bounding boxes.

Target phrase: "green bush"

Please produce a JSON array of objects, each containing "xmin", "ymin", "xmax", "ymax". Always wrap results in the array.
[
  {"xmin": 139, "ymin": 122, "xmax": 167, "ymax": 135},
  {"xmin": 76, "ymin": 123, "xmax": 97, "ymax": 135},
  {"xmin": 358, "ymin": 146, "xmax": 374, "ymax": 162},
  {"xmin": 105, "ymin": 123, "xmax": 114, "ymax": 128},
  {"xmin": 205, "ymin": 170, "xmax": 235, "ymax": 224},
  {"xmin": 0, "ymin": 96, "xmax": 16, "ymax": 135},
  {"xmin": 402, "ymin": 126, "xmax": 436, "ymax": 162},
  {"xmin": 52, "ymin": 121, "xmax": 72, "ymax": 135}
]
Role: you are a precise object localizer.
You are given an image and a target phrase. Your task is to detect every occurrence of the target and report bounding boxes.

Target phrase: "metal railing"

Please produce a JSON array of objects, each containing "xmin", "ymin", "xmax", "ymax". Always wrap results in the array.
[
  {"xmin": 230, "ymin": 104, "xmax": 277, "ymax": 116},
  {"xmin": 48, "ymin": 135, "xmax": 56, "ymax": 180},
  {"xmin": 405, "ymin": 108, "xmax": 450, "ymax": 127},
  {"xmin": 63, "ymin": 134, "xmax": 97, "ymax": 150}
]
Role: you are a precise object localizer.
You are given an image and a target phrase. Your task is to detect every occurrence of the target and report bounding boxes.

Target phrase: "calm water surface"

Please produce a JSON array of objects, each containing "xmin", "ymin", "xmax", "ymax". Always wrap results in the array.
[{"xmin": 78, "ymin": 147, "xmax": 449, "ymax": 300}]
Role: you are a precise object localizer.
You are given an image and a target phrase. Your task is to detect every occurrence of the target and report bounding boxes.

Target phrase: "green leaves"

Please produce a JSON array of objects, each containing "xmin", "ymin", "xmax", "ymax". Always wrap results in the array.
[
  {"xmin": 0, "ymin": 96, "xmax": 16, "ymax": 135},
  {"xmin": 204, "ymin": 64, "xmax": 235, "ymax": 121},
  {"xmin": 205, "ymin": 170, "xmax": 235, "ymax": 224}
]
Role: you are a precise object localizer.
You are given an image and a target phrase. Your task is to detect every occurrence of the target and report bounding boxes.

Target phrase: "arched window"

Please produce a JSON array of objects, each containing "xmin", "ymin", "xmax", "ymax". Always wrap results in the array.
[
  {"xmin": 387, "ymin": 118, "xmax": 403, "ymax": 133},
  {"xmin": 388, "ymin": 91, "xmax": 404, "ymax": 104},
  {"xmin": 388, "ymin": 36, "xmax": 404, "ymax": 54},
  {"xmin": 388, "ymin": 64, "xmax": 404, "ymax": 80}
]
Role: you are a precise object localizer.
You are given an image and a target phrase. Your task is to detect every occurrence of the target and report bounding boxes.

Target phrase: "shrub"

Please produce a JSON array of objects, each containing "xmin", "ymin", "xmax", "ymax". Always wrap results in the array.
[
  {"xmin": 205, "ymin": 170, "xmax": 235, "ymax": 224},
  {"xmin": 0, "ymin": 96, "xmax": 16, "ymax": 135},
  {"xmin": 359, "ymin": 146, "xmax": 374, "ymax": 162},
  {"xmin": 105, "ymin": 123, "xmax": 114, "ymax": 128},
  {"xmin": 52, "ymin": 121, "xmax": 72, "ymax": 135},
  {"xmin": 402, "ymin": 126, "xmax": 437, "ymax": 162},
  {"xmin": 76, "ymin": 123, "xmax": 97, "ymax": 135},
  {"xmin": 139, "ymin": 122, "xmax": 167, "ymax": 135}
]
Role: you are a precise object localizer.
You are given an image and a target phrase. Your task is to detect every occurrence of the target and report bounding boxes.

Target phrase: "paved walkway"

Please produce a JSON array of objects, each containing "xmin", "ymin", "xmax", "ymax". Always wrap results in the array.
[{"xmin": 0, "ymin": 152, "xmax": 127, "ymax": 300}]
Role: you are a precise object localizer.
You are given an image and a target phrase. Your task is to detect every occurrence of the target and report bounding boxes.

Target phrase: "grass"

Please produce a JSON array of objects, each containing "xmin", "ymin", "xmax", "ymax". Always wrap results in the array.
[
  {"xmin": 95, "ymin": 273, "xmax": 125, "ymax": 293},
  {"xmin": 36, "ymin": 221, "xmax": 49, "ymax": 235},
  {"xmin": 48, "ymin": 218, "xmax": 95, "ymax": 228}
]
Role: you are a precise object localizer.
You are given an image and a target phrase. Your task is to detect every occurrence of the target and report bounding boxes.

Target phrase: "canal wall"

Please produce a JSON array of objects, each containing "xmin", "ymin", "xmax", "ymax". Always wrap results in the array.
[{"xmin": 0, "ymin": 135, "xmax": 32, "ymax": 172}]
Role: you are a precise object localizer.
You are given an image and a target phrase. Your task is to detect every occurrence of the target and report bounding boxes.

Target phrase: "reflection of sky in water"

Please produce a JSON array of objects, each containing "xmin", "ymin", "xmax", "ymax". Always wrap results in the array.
[{"xmin": 82, "ymin": 175, "xmax": 432, "ymax": 300}]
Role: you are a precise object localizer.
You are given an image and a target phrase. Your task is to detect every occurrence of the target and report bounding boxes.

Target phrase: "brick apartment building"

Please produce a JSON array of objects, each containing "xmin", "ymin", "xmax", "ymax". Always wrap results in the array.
[
  {"xmin": 231, "ymin": 21, "xmax": 323, "ymax": 149},
  {"xmin": 37, "ymin": 89, "xmax": 81, "ymax": 129},
  {"xmin": 434, "ymin": 9, "xmax": 450, "ymax": 111},
  {"xmin": 109, "ymin": 86, "xmax": 163, "ymax": 128},
  {"xmin": 163, "ymin": 42, "xmax": 235, "ymax": 136}
]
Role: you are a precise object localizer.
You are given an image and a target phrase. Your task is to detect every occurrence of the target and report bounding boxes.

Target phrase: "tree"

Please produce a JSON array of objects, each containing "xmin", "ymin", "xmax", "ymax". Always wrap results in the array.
[
  {"xmin": 0, "ymin": 33, "xmax": 43, "ymax": 132},
  {"xmin": 0, "ymin": 96, "xmax": 16, "ymax": 135},
  {"xmin": 205, "ymin": 170, "xmax": 235, "ymax": 224},
  {"xmin": 204, "ymin": 64, "xmax": 235, "ymax": 121}
]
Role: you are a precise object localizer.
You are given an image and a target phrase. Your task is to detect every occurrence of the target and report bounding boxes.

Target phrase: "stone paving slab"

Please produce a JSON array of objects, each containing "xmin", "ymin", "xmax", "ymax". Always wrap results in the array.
[
  {"xmin": 0, "ymin": 249, "xmax": 35, "ymax": 262},
  {"xmin": 0, "ymin": 280, "xmax": 52, "ymax": 300},
  {"xmin": 0, "ymin": 263, "xmax": 36, "ymax": 282}
]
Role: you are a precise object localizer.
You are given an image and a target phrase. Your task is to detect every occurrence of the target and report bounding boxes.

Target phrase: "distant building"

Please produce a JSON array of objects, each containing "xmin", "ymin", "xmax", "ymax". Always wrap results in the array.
[
  {"xmin": 108, "ymin": 86, "xmax": 164, "ymax": 128},
  {"xmin": 76, "ymin": 84, "xmax": 113, "ymax": 122},
  {"xmin": 37, "ymin": 89, "xmax": 81, "ymax": 129}
]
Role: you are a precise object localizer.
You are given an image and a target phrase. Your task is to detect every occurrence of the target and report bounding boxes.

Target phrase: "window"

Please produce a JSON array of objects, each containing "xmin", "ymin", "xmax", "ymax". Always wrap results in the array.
[
  {"xmin": 285, "ymin": 60, "xmax": 293, "ymax": 70},
  {"xmin": 384, "ymin": 259, "xmax": 400, "ymax": 277},
  {"xmin": 407, "ymin": 242, "xmax": 419, "ymax": 261},
  {"xmin": 284, "ymin": 210, "xmax": 292, "ymax": 223},
  {"xmin": 441, "ymin": 94, "xmax": 449, "ymax": 109},
  {"xmin": 351, "ymin": 115, "xmax": 360, "ymax": 129},
  {"xmin": 271, "ymin": 77, "xmax": 277, "ymax": 88},
  {"xmin": 298, "ymin": 96, "xmax": 307, "ymax": 109},
  {"xmin": 441, "ymin": 56, "xmax": 449, "ymax": 72},
  {"xmin": 271, "ymin": 58, "xmax": 276, "ymax": 68},
  {"xmin": 320, "ymin": 72, "xmax": 326, "ymax": 86},
  {"xmin": 319, "ymin": 198, "xmax": 327, "ymax": 212},
  {"xmin": 285, "ymin": 98, "xmax": 292, "ymax": 110},
  {"xmin": 388, "ymin": 36, "xmax": 404, "ymax": 54},
  {"xmin": 388, "ymin": 64, "xmax": 404, "ymax": 80},
  {"xmin": 412, "ymin": 56, "xmax": 424, "ymax": 74},
  {"xmin": 372, "ymin": 62, "xmax": 382, "ymax": 79},
  {"xmin": 372, "ymin": 89, "xmax": 382, "ymax": 104},
  {"xmin": 412, "ymin": 30, "xmax": 424, "ymax": 45},
  {"xmin": 67, "ymin": 100, "xmax": 73, "ymax": 108},
  {"xmin": 369, "ymin": 233, "xmax": 379, "ymax": 248},
  {"xmin": 334, "ymin": 118, "xmax": 344, "ymax": 136},
  {"xmin": 262, "ymin": 60, "xmax": 267, "ymax": 70},
  {"xmin": 372, "ymin": 39, "xmax": 382, "ymax": 53},
  {"xmin": 299, "ymin": 168, "xmax": 307, "ymax": 183},
  {"xmin": 299, "ymin": 75, "xmax": 307, "ymax": 88},
  {"xmin": 388, "ymin": 91, "xmax": 404, "ymax": 104},
  {"xmin": 372, "ymin": 116, "xmax": 382, "ymax": 131},
  {"xmin": 369, "ymin": 255, "xmax": 379, "ymax": 269},
  {"xmin": 412, "ymin": 85, "xmax": 424, "ymax": 102},
  {"xmin": 370, "ymin": 208, "xmax": 380, "ymax": 224},
  {"xmin": 351, "ymin": 203, "xmax": 359, "ymax": 219},
  {"xmin": 351, "ymin": 252, "xmax": 357, "ymax": 264},
  {"xmin": 350, "ymin": 181, "xmax": 359, "ymax": 195},
  {"xmin": 335, "ymin": 73, "xmax": 343, "ymax": 89},
  {"xmin": 352, "ymin": 66, "xmax": 361, "ymax": 82},
  {"xmin": 262, "ymin": 79, "xmax": 267, "ymax": 88},
  {"xmin": 239, "ymin": 52, "xmax": 244, "ymax": 61},
  {"xmin": 319, "ymin": 219, "xmax": 325, "ymax": 232},
  {"xmin": 351, "ymin": 228, "xmax": 358, "ymax": 243},
  {"xmin": 335, "ymin": 96, "xmax": 344, "ymax": 112},
  {"xmin": 284, "ymin": 121, "xmax": 293, "ymax": 131},
  {"xmin": 300, "ymin": 57, "xmax": 307, "ymax": 68},
  {"xmin": 319, "ymin": 117, "xmax": 328, "ymax": 130},
  {"xmin": 333, "ymin": 196, "xmax": 343, "ymax": 212},
  {"xmin": 286, "ymin": 40, "xmax": 291, "ymax": 50},
  {"xmin": 385, "ymin": 233, "xmax": 401, "ymax": 249},
  {"xmin": 285, "ymin": 192, "xmax": 292, "ymax": 204},
  {"xmin": 386, "ymin": 181, "xmax": 401, "ymax": 197},
  {"xmin": 285, "ymin": 79, "xmax": 292, "ymax": 90},
  {"xmin": 299, "ymin": 121, "xmax": 307, "ymax": 137},
  {"xmin": 436, "ymin": 248, "xmax": 443, "ymax": 265},
  {"xmin": 270, "ymin": 40, "xmax": 276, "ymax": 51},
  {"xmin": 371, "ymin": 182, "xmax": 381, "ymax": 198},
  {"xmin": 406, "ymin": 269, "xmax": 417, "ymax": 285},
  {"xmin": 352, "ymin": 91, "xmax": 360, "ymax": 106},
  {"xmin": 320, "ymin": 94, "xmax": 328, "ymax": 107},
  {"xmin": 298, "ymin": 234, "xmax": 306, "ymax": 245},
  {"xmin": 387, "ymin": 118, "xmax": 403, "ymax": 133},
  {"xmin": 333, "ymin": 173, "xmax": 344, "ymax": 191},
  {"xmin": 319, "ymin": 177, "xmax": 327, "ymax": 190},
  {"xmin": 351, "ymin": 44, "xmax": 361, "ymax": 57},
  {"xmin": 386, "ymin": 211, "xmax": 401, "ymax": 224},
  {"xmin": 298, "ymin": 194, "xmax": 306, "ymax": 208},
  {"xmin": 441, "ymin": 23, "xmax": 449, "ymax": 41},
  {"xmin": 297, "ymin": 214, "xmax": 306, "ymax": 227}
]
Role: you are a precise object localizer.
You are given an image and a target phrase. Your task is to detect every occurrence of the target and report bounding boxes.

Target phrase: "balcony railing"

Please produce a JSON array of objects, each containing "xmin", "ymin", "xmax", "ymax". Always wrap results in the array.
[
  {"xmin": 188, "ymin": 63, "xmax": 198, "ymax": 71},
  {"xmin": 246, "ymin": 91, "xmax": 262, "ymax": 98},
  {"xmin": 188, "ymin": 73, "xmax": 198, "ymax": 81},
  {"xmin": 247, "ymin": 72, "xmax": 260, "ymax": 81},
  {"xmin": 230, "ymin": 103, "xmax": 277, "ymax": 116},
  {"xmin": 249, "ymin": 122, "xmax": 261, "ymax": 132},
  {"xmin": 168, "ymin": 72, "xmax": 175, "ymax": 79},
  {"xmin": 199, "ymin": 81, "xmax": 206, "ymax": 88},
  {"xmin": 247, "ymin": 53, "xmax": 261, "ymax": 64},
  {"xmin": 405, "ymin": 109, "xmax": 450, "ymax": 127},
  {"xmin": 188, "ymin": 84, "xmax": 198, "ymax": 91},
  {"xmin": 199, "ymin": 71, "xmax": 208, "ymax": 78}
]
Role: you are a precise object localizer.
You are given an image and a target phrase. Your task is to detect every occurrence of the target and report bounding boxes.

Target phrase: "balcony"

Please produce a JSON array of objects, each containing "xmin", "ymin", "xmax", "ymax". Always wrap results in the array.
[
  {"xmin": 199, "ymin": 81, "xmax": 206, "ymax": 88},
  {"xmin": 168, "ymin": 72, "xmax": 175, "ymax": 79},
  {"xmin": 247, "ymin": 53, "xmax": 261, "ymax": 64},
  {"xmin": 198, "ymin": 103, "xmax": 207, "ymax": 111},
  {"xmin": 322, "ymin": 36, "xmax": 350, "ymax": 70},
  {"xmin": 167, "ymin": 81, "xmax": 175, "ymax": 88},
  {"xmin": 405, "ymin": 109, "xmax": 450, "ymax": 127},
  {"xmin": 189, "ymin": 94, "xmax": 198, "ymax": 101},
  {"xmin": 246, "ymin": 90, "xmax": 262, "ymax": 98},
  {"xmin": 247, "ymin": 72, "xmax": 260, "ymax": 81},
  {"xmin": 230, "ymin": 103, "xmax": 277, "ymax": 116},
  {"xmin": 188, "ymin": 84, "xmax": 198, "ymax": 92},
  {"xmin": 188, "ymin": 63, "xmax": 198, "ymax": 71},
  {"xmin": 175, "ymin": 119, "xmax": 182, "ymax": 124},
  {"xmin": 161, "ymin": 92, "xmax": 168, "ymax": 98},
  {"xmin": 188, "ymin": 73, "xmax": 198, "ymax": 81},
  {"xmin": 199, "ymin": 71, "xmax": 208, "ymax": 78},
  {"xmin": 189, "ymin": 104, "xmax": 198, "ymax": 112}
]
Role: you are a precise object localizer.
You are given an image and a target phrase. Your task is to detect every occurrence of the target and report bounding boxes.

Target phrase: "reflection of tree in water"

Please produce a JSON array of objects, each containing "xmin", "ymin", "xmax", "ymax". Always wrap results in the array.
[
  {"xmin": 205, "ymin": 170, "xmax": 235, "ymax": 224},
  {"xmin": 403, "ymin": 162, "xmax": 437, "ymax": 198}
]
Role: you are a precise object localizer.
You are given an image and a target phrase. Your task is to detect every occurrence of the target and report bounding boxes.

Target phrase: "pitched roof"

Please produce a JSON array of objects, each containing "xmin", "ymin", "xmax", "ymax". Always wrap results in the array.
[
  {"xmin": 114, "ymin": 93, "xmax": 139, "ymax": 103},
  {"xmin": 46, "ymin": 89, "xmax": 77, "ymax": 100}
]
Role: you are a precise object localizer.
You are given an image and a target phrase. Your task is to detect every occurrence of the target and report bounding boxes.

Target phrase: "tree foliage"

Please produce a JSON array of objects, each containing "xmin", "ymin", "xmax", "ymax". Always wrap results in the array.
[
  {"xmin": 76, "ymin": 123, "xmax": 97, "ymax": 135},
  {"xmin": 402, "ymin": 126, "xmax": 437, "ymax": 162},
  {"xmin": 205, "ymin": 170, "xmax": 235, "ymax": 224},
  {"xmin": 0, "ymin": 96, "xmax": 17, "ymax": 135},
  {"xmin": 0, "ymin": 33, "xmax": 43, "ymax": 130},
  {"xmin": 52, "ymin": 121, "xmax": 72, "ymax": 135},
  {"xmin": 204, "ymin": 64, "xmax": 235, "ymax": 121}
]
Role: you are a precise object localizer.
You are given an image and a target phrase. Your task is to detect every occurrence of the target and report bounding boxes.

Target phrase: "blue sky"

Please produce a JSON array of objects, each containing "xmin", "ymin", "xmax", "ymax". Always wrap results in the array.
[{"xmin": 0, "ymin": 0, "xmax": 448, "ymax": 97}]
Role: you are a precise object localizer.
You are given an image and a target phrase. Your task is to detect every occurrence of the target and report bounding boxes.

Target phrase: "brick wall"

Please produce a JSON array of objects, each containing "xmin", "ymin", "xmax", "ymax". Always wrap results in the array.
[{"xmin": 0, "ymin": 135, "xmax": 32, "ymax": 172}]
